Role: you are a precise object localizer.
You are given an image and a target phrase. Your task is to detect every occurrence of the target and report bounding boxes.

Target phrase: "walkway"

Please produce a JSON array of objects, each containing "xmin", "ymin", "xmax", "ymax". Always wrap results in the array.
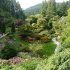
[
  {"xmin": 0, "ymin": 32, "xmax": 9, "ymax": 39},
  {"xmin": 52, "ymin": 37, "xmax": 61, "ymax": 53}
]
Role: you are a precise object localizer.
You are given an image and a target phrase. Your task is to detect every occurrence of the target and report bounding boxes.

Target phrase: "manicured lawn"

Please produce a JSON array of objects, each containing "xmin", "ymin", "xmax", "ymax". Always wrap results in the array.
[
  {"xmin": 42, "ymin": 41, "xmax": 56, "ymax": 56},
  {"xmin": 6, "ymin": 27, "xmax": 11, "ymax": 33},
  {"xmin": 14, "ymin": 34, "xmax": 29, "ymax": 46}
]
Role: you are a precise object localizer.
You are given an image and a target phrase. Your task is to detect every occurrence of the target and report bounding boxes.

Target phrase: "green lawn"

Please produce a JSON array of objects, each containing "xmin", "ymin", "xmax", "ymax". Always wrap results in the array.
[
  {"xmin": 6, "ymin": 27, "xmax": 11, "ymax": 33},
  {"xmin": 14, "ymin": 34, "xmax": 29, "ymax": 46},
  {"xmin": 42, "ymin": 41, "xmax": 56, "ymax": 56}
]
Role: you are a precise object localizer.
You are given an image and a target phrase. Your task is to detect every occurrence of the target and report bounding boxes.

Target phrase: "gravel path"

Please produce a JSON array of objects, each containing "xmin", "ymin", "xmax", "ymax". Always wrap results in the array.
[
  {"xmin": 52, "ymin": 37, "xmax": 61, "ymax": 53},
  {"xmin": 0, "ymin": 32, "xmax": 9, "ymax": 39}
]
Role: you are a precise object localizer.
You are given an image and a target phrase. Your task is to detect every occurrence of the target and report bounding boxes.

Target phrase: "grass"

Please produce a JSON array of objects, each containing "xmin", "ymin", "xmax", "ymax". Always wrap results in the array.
[
  {"xmin": 42, "ymin": 41, "xmax": 56, "ymax": 56},
  {"xmin": 14, "ymin": 34, "xmax": 29, "ymax": 46},
  {"xmin": 6, "ymin": 27, "xmax": 10, "ymax": 33}
]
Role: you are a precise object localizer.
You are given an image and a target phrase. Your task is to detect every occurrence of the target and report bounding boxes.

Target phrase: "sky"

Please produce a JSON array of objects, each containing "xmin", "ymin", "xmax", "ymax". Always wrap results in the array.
[{"xmin": 16, "ymin": 0, "xmax": 69, "ymax": 9}]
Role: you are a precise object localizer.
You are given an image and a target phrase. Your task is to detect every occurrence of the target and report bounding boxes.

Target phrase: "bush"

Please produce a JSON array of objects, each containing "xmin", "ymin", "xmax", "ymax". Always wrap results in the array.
[
  {"xmin": 15, "ymin": 59, "xmax": 39, "ymax": 70},
  {"xmin": 35, "ymin": 36, "xmax": 40, "ymax": 40},
  {"xmin": 0, "ymin": 42, "xmax": 18, "ymax": 59},
  {"xmin": 37, "ymin": 49, "xmax": 44, "ymax": 57},
  {"xmin": 19, "ymin": 46, "xmax": 31, "ymax": 52},
  {"xmin": 58, "ymin": 41, "xmax": 70, "ymax": 52},
  {"xmin": 8, "ymin": 33, "xmax": 15, "ymax": 39},
  {"xmin": 17, "ymin": 52, "xmax": 31, "ymax": 59},
  {"xmin": 0, "ymin": 60, "xmax": 12, "ymax": 70}
]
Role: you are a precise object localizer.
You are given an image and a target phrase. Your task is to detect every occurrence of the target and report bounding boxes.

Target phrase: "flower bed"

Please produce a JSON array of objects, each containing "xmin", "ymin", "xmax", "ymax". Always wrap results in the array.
[{"xmin": 8, "ymin": 57, "xmax": 25, "ymax": 65}]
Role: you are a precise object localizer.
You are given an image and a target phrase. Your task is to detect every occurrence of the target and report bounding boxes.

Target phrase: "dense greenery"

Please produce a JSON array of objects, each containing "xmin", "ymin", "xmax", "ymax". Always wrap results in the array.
[
  {"xmin": 0, "ymin": 0, "xmax": 70, "ymax": 70},
  {"xmin": 11, "ymin": 23, "xmax": 15, "ymax": 33},
  {"xmin": 0, "ymin": 0, "xmax": 26, "ymax": 19},
  {"xmin": 1, "ymin": 22, "xmax": 6, "ymax": 33},
  {"xmin": 0, "ymin": 42, "xmax": 19, "ymax": 59}
]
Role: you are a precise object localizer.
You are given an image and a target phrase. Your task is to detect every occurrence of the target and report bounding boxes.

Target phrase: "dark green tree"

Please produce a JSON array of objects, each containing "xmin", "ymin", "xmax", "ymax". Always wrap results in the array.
[
  {"xmin": 47, "ymin": 0, "xmax": 56, "ymax": 15},
  {"xmin": 0, "ymin": 42, "xmax": 18, "ymax": 59},
  {"xmin": 58, "ymin": 2, "xmax": 68, "ymax": 17},
  {"xmin": 1, "ymin": 22, "xmax": 6, "ymax": 33},
  {"xmin": 11, "ymin": 23, "xmax": 15, "ymax": 33},
  {"xmin": 48, "ymin": 21, "xmax": 52, "ymax": 29},
  {"xmin": 41, "ymin": 0, "xmax": 48, "ymax": 17}
]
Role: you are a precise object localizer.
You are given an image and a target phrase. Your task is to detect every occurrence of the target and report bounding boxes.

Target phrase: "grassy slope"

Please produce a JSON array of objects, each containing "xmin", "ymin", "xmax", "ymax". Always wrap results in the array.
[
  {"xmin": 42, "ymin": 41, "xmax": 56, "ymax": 56},
  {"xmin": 14, "ymin": 34, "xmax": 29, "ymax": 46}
]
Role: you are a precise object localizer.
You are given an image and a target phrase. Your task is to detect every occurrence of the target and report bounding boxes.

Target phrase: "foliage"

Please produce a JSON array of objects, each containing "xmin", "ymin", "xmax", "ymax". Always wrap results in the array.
[
  {"xmin": 29, "ymin": 42, "xmax": 43, "ymax": 53},
  {"xmin": 65, "ymin": 8, "xmax": 70, "ymax": 22},
  {"xmin": 1, "ymin": 22, "xmax": 6, "ymax": 33},
  {"xmin": 26, "ymin": 15, "xmax": 37, "ymax": 24},
  {"xmin": 61, "ymin": 24, "xmax": 70, "ymax": 42},
  {"xmin": 19, "ymin": 46, "xmax": 31, "ymax": 52},
  {"xmin": 18, "ymin": 23, "xmax": 34, "ymax": 37},
  {"xmin": 0, "ymin": 60, "xmax": 12, "ymax": 70},
  {"xmin": 17, "ymin": 52, "xmax": 31, "ymax": 59},
  {"xmin": 11, "ymin": 23, "xmax": 15, "ymax": 33},
  {"xmin": 36, "ymin": 48, "xmax": 70, "ymax": 70},
  {"xmin": 14, "ymin": 34, "xmax": 29, "ymax": 46},
  {"xmin": 58, "ymin": 40, "xmax": 70, "ymax": 52},
  {"xmin": 14, "ymin": 19, "xmax": 23, "ymax": 27},
  {"xmin": 0, "ymin": 42, "xmax": 18, "ymax": 59},
  {"xmin": 0, "ymin": 0, "xmax": 26, "ymax": 19},
  {"xmin": 15, "ymin": 59, "xmax": 39, "ymax": 70},
  {"xmin": 41, "ymin": 0, "xmax": 47, "ymax": 17},
  {"xmin": 37, "ymin": 18, "xmax": 47, "ymax": 28}
]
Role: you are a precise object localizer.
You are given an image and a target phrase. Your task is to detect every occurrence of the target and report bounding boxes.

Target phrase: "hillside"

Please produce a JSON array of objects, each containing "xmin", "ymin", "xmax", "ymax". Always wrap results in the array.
[{"xmin": 24, "ymin": 3, "xmax": 42, "ymax": 16}]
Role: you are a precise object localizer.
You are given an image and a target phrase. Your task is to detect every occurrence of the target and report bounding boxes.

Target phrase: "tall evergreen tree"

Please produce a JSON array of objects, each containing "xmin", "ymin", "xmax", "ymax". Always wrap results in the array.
[
  {"xmin": 47, "ymin": 0, "xmax": 56, "ymax": 15},
  {"xmin": 11, "ymin": 23, "xmax": 15, "ymax": 33},
  {"xmin": 1, "ymin": 22, "xmax": 6, "ymax": 33},
  {"xmin": 41, "ymin": 0, "xmax": 48, "ymax": 17},
  {"xmin": 58, "ymin": 2, "xmax": 68, "ymax": 17}
]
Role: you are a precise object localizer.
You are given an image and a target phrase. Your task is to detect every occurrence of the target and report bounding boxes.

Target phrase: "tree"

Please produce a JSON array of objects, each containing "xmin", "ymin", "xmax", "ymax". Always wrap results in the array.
[
  {"xmin": 48, "ymin": 21, "xmax": 52, "ymax": 29},
  {"xmin": 0, "ymin": 42, "xmax": 18, "ymax": 59},
  {"xmin": 57, "ymin": 2, "xmax": 68, "ymax": 17},
  {"xmin": 41, "ymin": 0, "xmax": 48, "ymax": 17},
  {"xmin": 18, "ymin": 23, "xmax": 33, "ymax": 38},
  {"xmin": 0, "ymin": 19, "xmax": 2, "ymax": 30},
  {"xmin": 11, "ymin": 23, "xmax": 15, "ymax": 33},
  {"xmin": 47, "ymin": 0, "xmax": 56, "ymax": 15},
  {"xmin": 26, "ymin": 15, "xmax": 37, "ymax": 24},
  {"xmin": 1, "ymin": 22, "xmax": 6, "ymax": 33}
]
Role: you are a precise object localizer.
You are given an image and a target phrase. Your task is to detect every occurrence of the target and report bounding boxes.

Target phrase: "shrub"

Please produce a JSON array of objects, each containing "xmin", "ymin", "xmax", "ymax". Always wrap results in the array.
[
  {"xmin": 37, "ymin": 49, "xmax": 45, "ymax": 57},
  {"xmin": 11, "ymin": 23, "xmax": 15, "ymax": 33},
  {"xmin": 17, "ymin": 52, "xmax": 31, "ymax": 59},
  {"xmin": 0, "ymin": 60, "xmax": 12, "ymax": 70},
  {"xmin": 19, "ymin": 46, "xmax": 31, "ymax": 52},
  {"xmin": 1, "ymin": 22, "xmax": 6, "ymax": 33},
  {"xmin": 0, "ymin": 42, "xmax": 18, "ymax": 59},
  {"xmin": 15, "ymin": 59, "xmax": 39, "ymax": 70},
  {"xmin": 35, "ymin": 36, "xmax": 40, "ymax": 40},
  {"xmin": 8, "ymin": 34, "xmax": 15, "ymax": 39}
]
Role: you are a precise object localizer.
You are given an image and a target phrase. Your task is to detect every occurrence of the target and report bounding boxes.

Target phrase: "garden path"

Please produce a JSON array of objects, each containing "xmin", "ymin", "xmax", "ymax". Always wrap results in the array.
[
  {"xmin": 52, "ymin": 37, "xmax": 61, "ymax": 53},
  {"xmin": 0, "ymin": 32, "xmax": 9, "ymax": 39}
]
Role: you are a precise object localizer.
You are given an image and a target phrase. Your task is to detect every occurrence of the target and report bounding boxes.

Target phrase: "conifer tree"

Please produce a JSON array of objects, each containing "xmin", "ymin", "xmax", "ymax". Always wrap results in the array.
[
  {"xmin": 11, "ymin": 23, "xmax": 15, "ymax": 33},
  {"xmin": 41, "ymin": 0, "xmax": 48, "ymax": 17},
  {"xmin": 47, "ymin": 0, "xmax": 56, "ymax": 15},
  {"xmin": 1, "ymin": 22, "xmax": 6, "ymax": 33}
]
